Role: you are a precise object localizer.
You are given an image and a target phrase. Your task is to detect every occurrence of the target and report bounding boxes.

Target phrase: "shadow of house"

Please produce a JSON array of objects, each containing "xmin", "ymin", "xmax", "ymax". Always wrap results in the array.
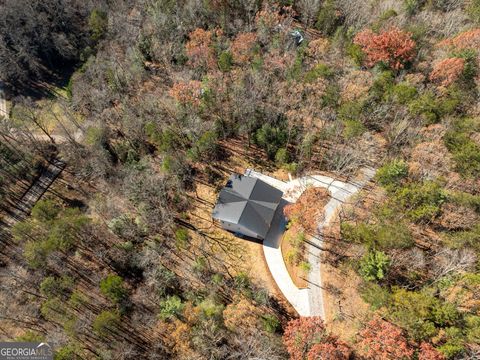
[
  {"xmin": 212, "ymin": 174, "xmax": 284, "ymax": 241},
  {"xmin": 262, "ymin": 198, "xmax": 290, "ymax": 249}
]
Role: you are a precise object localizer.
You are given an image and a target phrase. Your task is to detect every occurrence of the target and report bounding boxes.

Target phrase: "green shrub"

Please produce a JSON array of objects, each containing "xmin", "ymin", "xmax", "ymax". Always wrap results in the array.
[
  {"xmin": 287, "ymin": 45, "xmax": 307, "ymax": 81},
  {"xmin": 304, "ymin": 63, "xmax": 334, "ymax": 82},
  {"xmin": 234, "ymin": 272, "xmax": 251, "ymax": 291},
  {"xmin": 432, "ymin": 302, "xmax": 460, "ymax": 326},
  {"xmin": 255, "ymin": 122, "xmax": 289, "ymax": 160},
  {"xmin": 66, "ymin": 77, "xmax": 74, "ymax": 99},
  {"xmin": 409, "ymin": 88, "xmax": 462, "ymax": 125},
  {"xmin": 275, "ymin": 148, "xmax": 289, "ymax": 165},
  {"xmin": 404, "ymin": 0, "xmax": 422, "ymax": 16},
  {"xmin": 113, "ymin": 141, "xmax": 139, "ymax": 165},
  {"xmin": 341, "ymin": 222, "xmax": 375, "ymax": 246},
  {"xmin": 93, "ymin": 310, "xmax": 120, "ymax": 337},
  {"xmin": 159, "ymin": 295, "xmax": 184, "ymax": 320},
  {"xmin": 31, "ymin": 199, "xmax": 61, "ymax": 222},
  {"xmin": 189, "ymin": 130, "xmax": 220, "ymax": 161},
  {"xmin": 343, "ymin": 218, "xmax": 413, "ymax": 251},
  {"xmin": 444, "ymin": 118, "xmax": 480, "ymax": 178},
  {"xmin": 389, "ymin": 289, "xmax": 442, "ymax": 340},
  {"xmin": 443, "ymin": 224, "xmax": 480, "ymax": 250},
  {"xmin": 338, "ymin": 100, "xmax": 364, "ymax": 121},
  {"xmin": 437, "ymin": 327, "xmax": 465, "ymax": 358},
  {"xmin": 447, "ymin": 191, "xmax": 480, "ymax": 212},
  {"xmin": 468, "ymin": 0, "xmax": 480, "ymax": 24},
  {"xmin": 175, "ymin": 228, "xmax": 189, "ymax": 247},
  {"xmin": 409, "ymin": 92, "xmax": 440, "ymax": 124},
  {"xmin": 359, "ymin": 250, "xmax": 390, "ymax": 281},
  {"xmin": 283, "ymin": 162, "xmax": 299, "ymax": 173},
  {"xmin": 452, "ymin": 141, "xmax": 480, "ymax": 177},
  {"xmin": 372, "ymin": 9, "xmax": 398, "ymax": 32},
  {"xmin": 138, "ymin": 35, "xmax": 153, "ymax": 61},
  {"xmin": 370, "ymin": 71, "xmax": 395, "ymax": 101},
  {"xmin": 393, "ymin": 181, "xmax": 446, "ymax": 222},
  {"xmin": 293, "ymin": 231, "xmax": 306, "ymax": 247},
  {"xmin": 286, "ymin": 249, "xmax": 299, "ymax": 265},
  {"xmin": 100, "ymin": 275, "xmax": 127, "ymax": 304},
  {"xmin": 193, "ymin": 256, "xmax": 207, "ymax": 274},
  {"xmin": 299, "ymin": 261, "xmax": 311, "ymax": 273},
  {"xmin": 89, "ymin": 9, "xmax": 108, "ymax": 42},
  {"xmin": 465, "ymin": 315, "xmax": 480, "ymax": 343},
  {"xmin": 54, "ymin": 344, "xmax": 80, "ymax": 360},
  {"xmin": 346, "ymin": 43, "xmax": 364, "ymax": 66},
  {"xmin": 316, "ymin": 0, "xmax": 339, "ymax": 35},
  {"xmin": 85, "ymin": 126, "xmax": 106, "ymax": 146},
  {"xmin": 218, "ymin": 51, "xmax": 233, "ymax": 72},
  {"xmin": 199, "ymin": 298, "xmax": 224, "ymax": 320},
  {"xmin": 343, "ymin": 119, "xmax": 365, "ymax": 139},
  {"xmin": 321, "ymin": 83, "xmax": 340, "ymax": 107},
  {"xmin": 453, "ymin": 49, "xmax": 478, "ymax": 83},
  {"xmin": 380, "ymin": 9, "xmax": 398, "ymax": 21},
  {"xmin": 360, "ymin": 282, "xmax": 391, "ymax": 310},
  {"xmin": 15, "ymin": 331, "xmax": 44, "ymax": 342},
  {"xmin": 262, "ymin": 314, "xmax": 280, "ymax": 333},
  {"xmin": 389, "ymin": 83, "xmax": 417, "ymax": 104},
  {"xmin": 40, "ymin": 276, "xmax": 74, "ymax": 299},
  {"xmin": 375, "ymin": 222, "xmax": 414, "ymax": 249},
  {"xmin": 438, "ymin": 342, "xmax": 465, "ymax": 359},
  {"xmin": 376, "ymin": 159, "xmax": 408, "ymax": 187}
]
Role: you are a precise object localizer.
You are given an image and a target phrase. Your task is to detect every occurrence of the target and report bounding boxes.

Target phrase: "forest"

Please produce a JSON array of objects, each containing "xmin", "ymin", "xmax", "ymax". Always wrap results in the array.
[{"xmin": 0, "ymin": 0, "xmax": 480, "ymax": 359}]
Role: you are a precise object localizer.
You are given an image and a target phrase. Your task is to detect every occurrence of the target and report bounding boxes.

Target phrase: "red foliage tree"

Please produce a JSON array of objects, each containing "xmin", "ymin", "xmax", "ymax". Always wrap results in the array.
[
  {"xmin": 283, "ymin": 317, "xmax": 351, "ymax": 360},
  {"xmin": 430, "ymin": 58, "xmax": 465, "ymax": 86},
  {"xmin": 438, "ymin": 29, "xmax": 480, "ymax": 50},
  {"xmin": 357, "ymin": 318, "xmax": 414, "ymax": 360},
  {"xmin": 185, "ymin": 28, "xmax": 216, "ymax": 70},
  {"xmin": 169, "ymin": 80, "xmax": 203, "ymax": 106},
  {"xmin": 283, "ymin": 187, "xmax": 330, "ymax": 234},
  {"xmin": 418, "ymin": 342, "xmax": 446, "ymax": 360},
  {"xmin": 307, "ymin": 342, "xmax": 352, "ymax": 360},
  {"xmin": 231, "ymin": 32, "xmax": 257, "ymax": 64},
  {"xmin": 354, "ymin": 27, "xmax": 416, "ymax": 70},
  {"xmin": 284, "ymin": 317, "xmax": 327, "ymax": 360}
]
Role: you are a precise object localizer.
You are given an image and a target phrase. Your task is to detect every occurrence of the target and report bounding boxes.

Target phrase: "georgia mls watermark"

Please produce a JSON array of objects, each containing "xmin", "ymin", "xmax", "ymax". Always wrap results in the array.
[{"xmin": 0, "ymin": 343, "xmax": 53, "ymax": 360}]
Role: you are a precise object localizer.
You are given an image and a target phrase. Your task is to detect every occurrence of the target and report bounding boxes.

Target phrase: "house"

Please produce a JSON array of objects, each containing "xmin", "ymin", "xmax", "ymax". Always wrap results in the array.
[{"xmin": 212, "ymin": 173, "xmax": 283, "ymax": 240}]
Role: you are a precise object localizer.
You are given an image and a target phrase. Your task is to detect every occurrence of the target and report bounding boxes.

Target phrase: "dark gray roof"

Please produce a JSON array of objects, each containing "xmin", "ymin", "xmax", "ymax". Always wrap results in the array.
[{"xmin": 212, "ymin": 174, "xmax": 283, "ymax": 238}]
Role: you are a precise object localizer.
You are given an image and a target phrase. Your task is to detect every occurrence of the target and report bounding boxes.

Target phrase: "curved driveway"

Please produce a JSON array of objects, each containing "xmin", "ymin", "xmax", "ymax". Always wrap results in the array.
[{"xmin": 245, "ymin": 168, "xmax": 375, "ymax": 317}]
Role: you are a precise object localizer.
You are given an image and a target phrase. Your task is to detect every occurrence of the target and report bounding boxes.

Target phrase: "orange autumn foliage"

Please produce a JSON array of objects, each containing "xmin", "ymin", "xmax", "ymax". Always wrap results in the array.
[
  {"xmin": 307, "ymin": 342, "xmax": 352, "ymax": 360},
  {"xmin": 438, "ymin": 28, "xmax": 480, "ymax": 50},
  {"xmin": 430, "ymin": 57, "xmax": 465, "ymax": 86},
  {"xmin": 163, "ymin": 319, "xmax": 195, "ymax": 357},
  {"xmin": 354, "ymin": 27, "xmax": 416, "ymax": 70},
  {"xmin": 418, "ymin": 342, "xmax": 446, "ymax": 360},
  {"xmin": 231, "ymin": 32, "xmax": 257, "ymax": 64},
  {"xmin": 169, "ymin": 80, "xmax": 203, "ymax": 106},
  {"xmin": 283, "ymin": 317, "xmax": 351, "ymax": 360},
  {"xmin": 223, "ymin": 297, "xmax": 260, "ymax": 333},
  {"xmin": 283, "ymin": 187, "xmax": 330, "ymax": 234},
  {"xmin": 185, "ymin": 28, "xmax": 216, "ymax": 70},
  {"xmin": 357, "ymin": 318, "xmax": 414, "ymax": 360}
]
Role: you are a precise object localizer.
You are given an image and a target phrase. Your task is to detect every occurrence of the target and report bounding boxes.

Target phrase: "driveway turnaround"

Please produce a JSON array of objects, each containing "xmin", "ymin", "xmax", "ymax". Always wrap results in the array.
[{"xmin": 246, "ymin": 168, "xmax": 375, "ymax": 317}]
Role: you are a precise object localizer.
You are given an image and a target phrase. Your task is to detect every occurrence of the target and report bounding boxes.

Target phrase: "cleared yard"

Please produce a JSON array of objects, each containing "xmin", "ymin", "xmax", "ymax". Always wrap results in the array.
[{"xmin": 185, "ymin": 142, "xmax": 297, "ymax": 316}]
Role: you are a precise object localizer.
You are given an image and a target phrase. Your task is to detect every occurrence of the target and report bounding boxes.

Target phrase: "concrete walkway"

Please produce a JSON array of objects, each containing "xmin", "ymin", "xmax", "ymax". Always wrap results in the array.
[{"xmin": 246, "ymin": 168, "xmax": 375, "ymax": 317}]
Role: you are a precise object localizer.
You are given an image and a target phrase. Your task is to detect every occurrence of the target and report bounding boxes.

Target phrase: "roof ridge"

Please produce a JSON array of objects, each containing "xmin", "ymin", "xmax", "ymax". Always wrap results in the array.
[
  {"xmin": 221, "ymin": 188, "xmax": 248, "ymax": 202},
  {"xmin": 244, "ymin": 200, "xmax": 270, "ymax": 227}
]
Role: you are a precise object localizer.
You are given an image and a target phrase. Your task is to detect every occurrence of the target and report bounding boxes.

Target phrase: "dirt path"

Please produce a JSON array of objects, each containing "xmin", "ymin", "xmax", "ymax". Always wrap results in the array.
[
  {"xmin": 3, "ymin": 159, "xmax": 66, "ymax": 227},
  {"xmin": 0, "ymin": 82, "xmax": 8, "ymax": 119}
]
